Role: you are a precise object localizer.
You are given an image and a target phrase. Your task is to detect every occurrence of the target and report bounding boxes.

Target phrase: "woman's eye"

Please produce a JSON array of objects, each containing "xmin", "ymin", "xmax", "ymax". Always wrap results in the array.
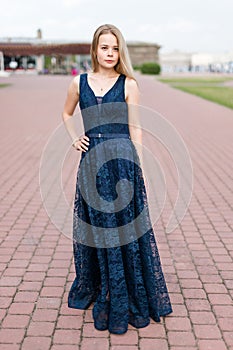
[
  {"xmin": 102, "ymin": 47, "xmax": 107, "ymax": 50},
  {"xmin": 114, "ymin": 48, "xmax": 119, "ymax": 51}
]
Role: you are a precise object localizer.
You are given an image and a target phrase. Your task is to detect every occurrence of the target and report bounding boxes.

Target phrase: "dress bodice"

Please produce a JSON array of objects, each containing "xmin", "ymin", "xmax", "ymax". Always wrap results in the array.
[{"xmin": 79, "ymin": 73, "xmax": 130, "ymax": 135}]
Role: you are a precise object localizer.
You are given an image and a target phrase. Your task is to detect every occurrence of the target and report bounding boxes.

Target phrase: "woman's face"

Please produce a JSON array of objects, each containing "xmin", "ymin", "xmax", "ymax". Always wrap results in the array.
[{"xmin": 96, "ymin": 33, "xmax": 119, "ymax": 70}]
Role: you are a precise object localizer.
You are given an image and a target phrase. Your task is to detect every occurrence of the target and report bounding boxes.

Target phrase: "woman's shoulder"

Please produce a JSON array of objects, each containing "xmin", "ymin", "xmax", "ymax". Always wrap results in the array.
[
  {"xmin": 125, "ymin": 76, "xmax": 139, "ymax": 94},
  {"xmin": 125, "ymin": 76, "xmax": 137, "ymax": 87},
  {"xmin": 72, "ymin": 73, "xmax": 87, "ymax": 94},
  {"xmin": 124, "ymin": 76, "xmax": 139, "ymax": 103},
  {"xmin": 73, "ymin": 72, "xmax": 87, "ymax": 85}
]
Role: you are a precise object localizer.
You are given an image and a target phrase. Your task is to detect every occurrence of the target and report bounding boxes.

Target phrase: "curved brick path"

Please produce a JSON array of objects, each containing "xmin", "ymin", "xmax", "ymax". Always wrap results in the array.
[{"xmin": 0, "ymin": 73, "xmax": 233, "ymax": 350}]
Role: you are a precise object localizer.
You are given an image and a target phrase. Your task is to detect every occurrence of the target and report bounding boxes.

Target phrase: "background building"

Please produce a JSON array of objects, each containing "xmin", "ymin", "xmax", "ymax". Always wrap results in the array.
[
  {"xmin": 127, "ymin": 42, "xmax": 160, "ymax": 66},
  {"xmin": 160, "ymin": 49, "xmax": 233, "ymax": 73},
  {"xmin": 0, "ymin": 29, "xmax": 161, "ymax": 75}
]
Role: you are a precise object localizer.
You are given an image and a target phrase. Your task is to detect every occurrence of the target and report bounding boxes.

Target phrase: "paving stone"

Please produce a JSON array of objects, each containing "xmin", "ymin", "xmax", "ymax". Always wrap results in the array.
[
  {"xmin": 21, "ymin": 337, "xmax": 51, "ymax": 350},
  {"xmin": 198, "ymin": 339, "xmax": 228, "ymax": 350},
  {"xmin": 32, "ymin": 308, "xmax": 59, "ymax": 322},
  {"xmin": 80, "ymin": 338, "xmax": 109, "ymax": 350},
  {"xmin": 56, "ymin": 315, "xmax": 83, "ymax": 329},
  {"xmin": 139, "ymin": 338, "xmax": 169, "ymax": 350},
  {"xmin": 167, "ymin": 331, "xmax": 196, "ymax": 346},
  {"xmin": 1, "ymin": 314, "xmax": 30, "ymax": 328},
  {"xmin": 53, "ymin": 329, "xmax": 81, "ymax": 344},
  {"xmin": 189, "ymin": 311, "xmax": 216, "ymax": 325},
  {"xmin": 193, "ymin": 324, "xmax": 222, "ymax": 339},
  {"xmin": 138, "ymin": 323, "xmax": 166, "ymax": 338}
]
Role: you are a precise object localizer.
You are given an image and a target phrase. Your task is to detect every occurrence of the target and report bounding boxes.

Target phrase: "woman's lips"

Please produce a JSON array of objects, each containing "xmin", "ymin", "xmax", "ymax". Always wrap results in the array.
[{"xmin": 105, "ymin": 60, "xmax": 114, "ymax": 63}]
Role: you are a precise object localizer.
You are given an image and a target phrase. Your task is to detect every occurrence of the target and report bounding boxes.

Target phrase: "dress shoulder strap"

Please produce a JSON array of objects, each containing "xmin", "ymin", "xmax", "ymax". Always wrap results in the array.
[{"xmin": 79, "ymin": 73, "xmax": 87, "ymax": 95}]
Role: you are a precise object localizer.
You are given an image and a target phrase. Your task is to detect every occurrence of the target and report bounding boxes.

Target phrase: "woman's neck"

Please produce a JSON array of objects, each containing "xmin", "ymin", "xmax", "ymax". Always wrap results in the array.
[{"xmin": 94, "ymin": 67, "xmax": 118, "ymax": 78}]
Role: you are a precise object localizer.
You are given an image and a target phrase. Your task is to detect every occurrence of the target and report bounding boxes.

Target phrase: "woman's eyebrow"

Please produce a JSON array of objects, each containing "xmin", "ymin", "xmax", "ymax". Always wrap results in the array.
[{"xmin": 100, "ymin": 43, "xmax": 119, "ymax": 47}]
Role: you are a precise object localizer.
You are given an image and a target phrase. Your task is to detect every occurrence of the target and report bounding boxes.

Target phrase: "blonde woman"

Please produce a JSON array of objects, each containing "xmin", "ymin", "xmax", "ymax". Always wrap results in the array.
[{"xmin": 62, "ymin": 24, "xmax": 172, "ymax": 335}]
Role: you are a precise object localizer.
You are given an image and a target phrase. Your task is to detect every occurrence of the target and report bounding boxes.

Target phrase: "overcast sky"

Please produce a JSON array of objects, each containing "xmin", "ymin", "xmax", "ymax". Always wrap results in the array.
[{"xmin": 0, "ymin": 0, "xmax": 232, "ymax": 53}]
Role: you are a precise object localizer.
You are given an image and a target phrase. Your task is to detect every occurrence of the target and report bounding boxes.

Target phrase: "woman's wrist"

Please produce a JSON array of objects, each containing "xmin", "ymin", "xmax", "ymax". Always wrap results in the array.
[{"xmin": 72, "ymin": 137, "xmax": 80, "ymax": 148}]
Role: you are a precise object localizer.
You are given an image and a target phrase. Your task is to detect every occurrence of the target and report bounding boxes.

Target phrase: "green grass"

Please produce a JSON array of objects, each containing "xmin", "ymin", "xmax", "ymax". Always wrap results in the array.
[
  {"xmin": 173, "ymin": 85, "xmax": 233, "ymax": 109},
  {"xmin": 158, "ymin": 77, "xmax": 233, "ymax": 84},
  {"xmin": 158, "ymin": 77, "xmax": 233, "ymax": 109},
  {"xmin": 0, "ymin": 83, "xmax": 11, "ymax": 88}
]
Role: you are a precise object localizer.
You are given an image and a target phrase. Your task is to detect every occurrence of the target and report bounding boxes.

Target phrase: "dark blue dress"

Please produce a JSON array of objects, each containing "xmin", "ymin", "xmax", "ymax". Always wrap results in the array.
[{"xmin": 68, "ymin": 73, "xmax": 173, "ymax": 334}]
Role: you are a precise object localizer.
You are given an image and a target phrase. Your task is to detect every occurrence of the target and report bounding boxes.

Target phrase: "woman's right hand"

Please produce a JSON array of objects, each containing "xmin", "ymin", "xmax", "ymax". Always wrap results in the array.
[{"xmin": 73, "ymin": 135, "xmax": 90, "ymax": 152}]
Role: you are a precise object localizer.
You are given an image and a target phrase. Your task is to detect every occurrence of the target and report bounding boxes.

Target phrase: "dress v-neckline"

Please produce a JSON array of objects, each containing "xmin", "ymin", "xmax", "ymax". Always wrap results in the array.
[{"xmin": 86, "ymin": 73, "xmax": 121, "ymax": 100}]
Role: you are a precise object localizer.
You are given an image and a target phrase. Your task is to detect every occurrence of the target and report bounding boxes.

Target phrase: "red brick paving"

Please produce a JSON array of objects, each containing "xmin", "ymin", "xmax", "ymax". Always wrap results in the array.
[{"xmin": 0, "ymin": 73, "xmax": 233, "ymax": 349}]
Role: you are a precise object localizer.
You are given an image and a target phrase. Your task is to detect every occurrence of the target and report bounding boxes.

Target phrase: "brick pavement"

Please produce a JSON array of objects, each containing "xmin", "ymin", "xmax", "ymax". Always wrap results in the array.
[{"xmin": 0, "ymin": 73, "xmax": 233, "ymax": 349}]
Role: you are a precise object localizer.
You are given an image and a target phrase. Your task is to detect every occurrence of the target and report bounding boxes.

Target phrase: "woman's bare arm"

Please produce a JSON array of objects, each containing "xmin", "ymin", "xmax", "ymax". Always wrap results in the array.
[
  {"xmin": 62, "ymin": 76, "xmax": 79, "ymax": 121},
  {"xmin": 62, "ymin": 76, "xmax": 89, "ymax": 152},
  {"xmin": 125, "ymin": 77, "xmax": 143, "ymax": 169}
]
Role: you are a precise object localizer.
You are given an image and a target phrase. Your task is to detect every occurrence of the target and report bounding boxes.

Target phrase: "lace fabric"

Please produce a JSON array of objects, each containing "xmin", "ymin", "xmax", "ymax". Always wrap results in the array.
[{"xmin": 68, "ymin": 73, "xmax": 173, "ymax": 334}]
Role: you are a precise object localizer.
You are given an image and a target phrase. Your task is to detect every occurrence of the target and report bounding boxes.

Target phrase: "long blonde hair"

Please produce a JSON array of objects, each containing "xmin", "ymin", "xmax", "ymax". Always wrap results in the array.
[{"xmin": 90, "ymin": 24, "xmax": 135, "ymax": 80}]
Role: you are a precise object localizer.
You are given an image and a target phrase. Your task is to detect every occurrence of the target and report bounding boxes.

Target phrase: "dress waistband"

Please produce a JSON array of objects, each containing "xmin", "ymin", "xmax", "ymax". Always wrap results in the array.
[{"xmin": 86, "ymin": 133, "xmax": 130, "ymax": 139}]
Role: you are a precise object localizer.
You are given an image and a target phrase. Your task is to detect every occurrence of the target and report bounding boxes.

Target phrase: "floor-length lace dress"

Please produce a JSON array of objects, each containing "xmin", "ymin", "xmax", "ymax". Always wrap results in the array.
[{"xmin": 68, "ymin": 73, "xmax": 173, "ymax": 334}]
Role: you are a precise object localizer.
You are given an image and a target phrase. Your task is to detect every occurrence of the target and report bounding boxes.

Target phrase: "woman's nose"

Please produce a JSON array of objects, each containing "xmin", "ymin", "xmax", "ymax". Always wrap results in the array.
[{"xmin": 107, "ymin": 49, "xmax": 113, "ymax": 56}]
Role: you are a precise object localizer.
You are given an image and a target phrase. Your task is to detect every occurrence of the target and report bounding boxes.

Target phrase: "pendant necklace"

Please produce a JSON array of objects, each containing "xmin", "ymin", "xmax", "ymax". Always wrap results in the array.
[{"xmin": 99, "ymin": 77, "xmax": 116, "ymax": 93}]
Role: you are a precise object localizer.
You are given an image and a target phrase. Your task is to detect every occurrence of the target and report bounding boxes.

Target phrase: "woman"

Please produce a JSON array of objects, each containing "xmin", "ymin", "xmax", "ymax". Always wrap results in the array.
[{"xmin": 62, "ymin": 24, "xmax": 172, "ymax": 335}]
